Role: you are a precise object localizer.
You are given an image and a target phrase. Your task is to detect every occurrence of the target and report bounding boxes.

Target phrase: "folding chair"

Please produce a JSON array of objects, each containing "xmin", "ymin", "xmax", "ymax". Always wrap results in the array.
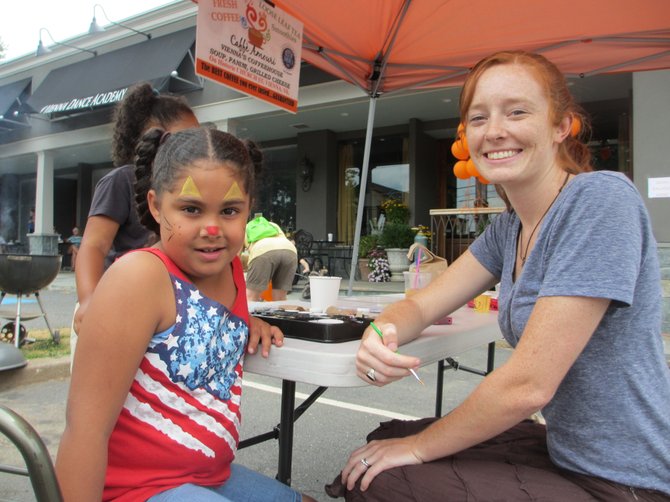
[{"xmin": 0, "ymin": 405, "xmax": 63, "ymax": 502}]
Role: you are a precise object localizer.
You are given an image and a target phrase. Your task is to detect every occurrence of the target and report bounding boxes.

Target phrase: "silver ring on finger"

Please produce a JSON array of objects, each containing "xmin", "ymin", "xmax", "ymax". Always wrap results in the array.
[
  {"xmin": 360, "ymin": 458, "xmax": 371, "ymax": 469},
  {"xmin": 366, "ymin": 368, "xmax": 376, "ymax": 382}
]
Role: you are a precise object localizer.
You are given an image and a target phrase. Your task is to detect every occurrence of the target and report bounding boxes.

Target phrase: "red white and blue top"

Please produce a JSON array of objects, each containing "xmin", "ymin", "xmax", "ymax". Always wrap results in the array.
[{"xmin": 103, "ymin": 248, "xmax": 249, "ymax": 501}]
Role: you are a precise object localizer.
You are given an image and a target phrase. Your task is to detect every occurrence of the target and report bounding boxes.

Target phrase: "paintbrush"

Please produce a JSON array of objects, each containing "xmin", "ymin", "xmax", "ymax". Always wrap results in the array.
[{"xmin": 369, "ymin": 321, "xmax": 424, "ymax": 385}]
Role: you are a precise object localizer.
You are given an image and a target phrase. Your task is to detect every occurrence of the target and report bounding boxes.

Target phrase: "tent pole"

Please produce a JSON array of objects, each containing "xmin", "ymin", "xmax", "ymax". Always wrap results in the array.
[{"xmin": 347, "ymin": 96, "xmax": 377, "ymax": 295}]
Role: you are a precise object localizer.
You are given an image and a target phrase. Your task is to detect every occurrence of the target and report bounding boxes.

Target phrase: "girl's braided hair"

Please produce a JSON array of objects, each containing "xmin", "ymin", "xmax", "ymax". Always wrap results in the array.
[
  {"xmin": 134, "ymin": 127, "xmax": 262, "ymax": 234},
  {"xmin": 111, "ymin": 82, "xmax": 195, "ymax": 167}
]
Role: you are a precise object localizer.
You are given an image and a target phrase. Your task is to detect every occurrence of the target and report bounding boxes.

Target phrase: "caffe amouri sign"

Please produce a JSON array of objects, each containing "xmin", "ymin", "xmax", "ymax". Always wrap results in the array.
[
  {"xmin": 195, "ymin": 0, "xmax": 302, "ymax": 113},
  {"xmin": 38, "ymin": 87, "xmax": 128, "ymax": 114}
]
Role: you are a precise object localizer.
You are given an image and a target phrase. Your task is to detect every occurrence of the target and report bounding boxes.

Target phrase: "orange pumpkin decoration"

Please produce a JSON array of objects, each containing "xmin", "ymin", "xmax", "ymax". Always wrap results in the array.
[
  {"xmin": 451, "ymin": 138, "xmax": 469, "ymax": 160},
  {"xmin": 453, "ymin": 160, "xmax": 469, "ymax": 179},
  {"xmin": 570, "ymin": 115, "xmax": 581, "ymax": 137}
]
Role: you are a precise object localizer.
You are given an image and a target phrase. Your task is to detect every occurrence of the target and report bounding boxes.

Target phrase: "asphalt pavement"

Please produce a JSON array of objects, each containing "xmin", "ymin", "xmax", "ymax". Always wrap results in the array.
[
  {"xmin": 0, "ymin": 271, "xmax": 501, "ymax": 501},
  {"xmin": 1, "ymin": 271, "xmax": 669, "ymax": 501}
]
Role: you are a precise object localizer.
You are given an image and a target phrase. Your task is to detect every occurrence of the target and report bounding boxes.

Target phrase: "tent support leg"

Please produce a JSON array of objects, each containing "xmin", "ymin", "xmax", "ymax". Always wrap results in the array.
[{"xmin": 347, "ymin": 96, "xmax": 377, "ymax": 295}]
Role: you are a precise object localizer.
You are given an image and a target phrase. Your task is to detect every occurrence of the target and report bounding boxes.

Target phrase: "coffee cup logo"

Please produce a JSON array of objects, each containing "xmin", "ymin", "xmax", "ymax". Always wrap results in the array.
[{"xmin": 243, "ymin": 3, "xmax": 268, "ymax": 49}]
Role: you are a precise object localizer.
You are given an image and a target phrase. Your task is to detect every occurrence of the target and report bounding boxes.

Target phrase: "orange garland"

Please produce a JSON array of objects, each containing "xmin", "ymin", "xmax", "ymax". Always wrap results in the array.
[{"xmin": 451, "ymin": 123, "xmax": 488, "ymax": 184}]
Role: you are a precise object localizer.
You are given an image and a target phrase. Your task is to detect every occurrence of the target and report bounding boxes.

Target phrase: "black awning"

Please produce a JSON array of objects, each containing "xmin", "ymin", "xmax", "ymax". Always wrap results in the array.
[
  {"xmin": 0, "ymin": 78, "xmax": 31, "ymax": 116},
  {"xmin": 27, "ymin": 28, "xmax": 195, "ymax": 115},
  {"xmin": 0, "ymin": 78, "xmax": 31, "ymax": 130}
]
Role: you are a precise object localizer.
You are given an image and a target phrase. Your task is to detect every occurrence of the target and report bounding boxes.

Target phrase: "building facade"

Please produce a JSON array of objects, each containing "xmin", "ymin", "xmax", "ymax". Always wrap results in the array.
[{"xmin": 1, "ymin": 2, "xmax": 668, "ymax": 327}]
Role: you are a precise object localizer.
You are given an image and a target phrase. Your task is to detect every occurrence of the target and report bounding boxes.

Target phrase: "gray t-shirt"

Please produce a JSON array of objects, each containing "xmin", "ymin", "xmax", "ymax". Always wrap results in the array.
[
  {"xmin": 470, "ymin": 171, "xmax": 670, "ymax": 494},
  {"xmin": 89, "ymin": 165, "xmax": 152, "ymax": 268}
]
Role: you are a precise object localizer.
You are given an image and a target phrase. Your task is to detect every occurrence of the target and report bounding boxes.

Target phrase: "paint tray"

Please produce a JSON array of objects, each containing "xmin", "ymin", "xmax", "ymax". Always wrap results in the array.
[{"xmin": 252, "ymin": 309, "xmax": 369, "ymax": 343}]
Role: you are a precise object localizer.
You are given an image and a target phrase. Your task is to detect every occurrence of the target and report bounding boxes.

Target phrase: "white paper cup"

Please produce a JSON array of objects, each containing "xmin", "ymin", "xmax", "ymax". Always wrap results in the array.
[{"xmin": 309, "ymin": 276, "xmax": 341, "ymax": 312}]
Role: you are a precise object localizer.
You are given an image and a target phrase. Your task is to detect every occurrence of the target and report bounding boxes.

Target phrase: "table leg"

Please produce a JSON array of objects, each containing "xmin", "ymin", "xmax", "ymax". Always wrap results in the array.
[
  {"xmin": 435, "ymin": 359, "xmax": 445, "ymax": 417},
  {"xmin": 434, "ymin": 342, "xmax": 497, "ymax": 417},
  {"xmin": 486, "ymin": 341, "xmax": 496, "ymax": 373},
  {"xmin": 240, "ymin": 384, "xmax": 328, "ymax": 485},
  {"xmin": 277, "ymin": 380, "xmax": 296, "ymax": 485}
]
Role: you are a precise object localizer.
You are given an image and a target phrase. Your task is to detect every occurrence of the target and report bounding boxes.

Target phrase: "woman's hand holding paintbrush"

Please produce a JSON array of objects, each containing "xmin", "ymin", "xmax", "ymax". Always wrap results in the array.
[{"xmin": 357, "ymin": 321, "xmax": 424, "ymax": 385}]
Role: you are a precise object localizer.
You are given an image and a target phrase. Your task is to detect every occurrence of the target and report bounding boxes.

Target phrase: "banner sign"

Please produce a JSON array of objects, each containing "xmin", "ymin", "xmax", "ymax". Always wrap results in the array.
[
  {"xmin": 195, "ymin": 0, "xmax": 303, "ymax": 113},
  {"xmin": 38, "ymin": 88, "xmax": 128, "ymax": 115}
]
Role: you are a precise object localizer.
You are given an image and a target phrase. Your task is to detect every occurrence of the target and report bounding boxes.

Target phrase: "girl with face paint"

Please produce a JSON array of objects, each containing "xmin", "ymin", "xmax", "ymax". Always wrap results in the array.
[
  {"xmin": 71, "ymin": 82, "xmax": 277, "ymax": 373},
  {"xmin": 57, "ymin": 127, "xmax": 315, "ymax": 502}
]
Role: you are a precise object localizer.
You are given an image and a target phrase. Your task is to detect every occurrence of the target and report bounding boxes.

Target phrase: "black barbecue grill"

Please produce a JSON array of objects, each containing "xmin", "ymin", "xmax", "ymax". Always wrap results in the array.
[{"xmin": 0, "ymin": 254, "xmax": 62, "ymax": 348}]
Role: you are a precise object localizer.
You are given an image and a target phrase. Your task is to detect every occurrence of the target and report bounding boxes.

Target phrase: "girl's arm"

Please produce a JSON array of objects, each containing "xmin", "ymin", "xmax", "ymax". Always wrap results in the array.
[
  {"xmin": 73, "ymin": 215, "xmax": 120, "ymax": 331},
  {"xmin": 56, "ymin": 252, "xmax": 173, "ymax": 501},
  {"xmin": 355, "ymin": 250, "xmax": 498, "ymax": 384},
  {"xmin": 342, "ymin": 294, "xmax": 610, "ymax": 491}
]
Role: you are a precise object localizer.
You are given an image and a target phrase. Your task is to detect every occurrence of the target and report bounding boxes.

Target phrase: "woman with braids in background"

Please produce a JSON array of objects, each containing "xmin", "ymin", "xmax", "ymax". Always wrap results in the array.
[
  {"xmin": 330, "ymin": 51, "xmax": 670, "ymax": 501},
  {"xmin": 72, "ymin": 82, "xmax": 279, "ymax": 359},
  {"xmin": 57, "ymin": 126, "xmax": 315, "ymax": 501},
  {"xmin": 73, "ymin": 82, "xmax": 198, "ymax": 336}
]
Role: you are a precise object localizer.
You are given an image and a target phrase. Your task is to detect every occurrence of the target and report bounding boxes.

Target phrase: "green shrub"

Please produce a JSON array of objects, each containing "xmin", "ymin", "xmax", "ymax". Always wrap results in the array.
[
  {"xmin": 379, "ymin": 222, "xmax": 415, "ymax": 249},
  {"xmin": 359, "ymin": 234, "xmax": 379, "ymax": 258}
]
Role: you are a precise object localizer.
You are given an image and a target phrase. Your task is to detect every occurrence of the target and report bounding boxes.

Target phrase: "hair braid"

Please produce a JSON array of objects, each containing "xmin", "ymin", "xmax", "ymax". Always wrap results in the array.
[
  {"xmin": 111, "ymin": 83, "xmax": 155, "ymax": 166},
  {"xmin": 134, "ymin": 128, "xmax": 164, "ymax": 234},
  {"xmin": 111, "ymin": 82, "xmax": 196, "ymax": 167}
]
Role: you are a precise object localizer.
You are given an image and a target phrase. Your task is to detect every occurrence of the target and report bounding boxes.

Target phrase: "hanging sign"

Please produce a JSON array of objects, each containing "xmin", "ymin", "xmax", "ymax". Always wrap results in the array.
[{"xmin": 195, "ymin": 0, "xmax": 303, "ymax": 113}]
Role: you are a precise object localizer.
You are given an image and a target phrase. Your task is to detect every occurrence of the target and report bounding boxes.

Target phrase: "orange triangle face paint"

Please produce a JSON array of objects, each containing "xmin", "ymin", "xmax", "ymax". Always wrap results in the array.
[
  {"xmin": 223, "ymin": 182, "xmax": 244, "ymax": 201},
  {"xmin": 180, "ymin": 176, "xmax": 202, "ymax": 198}
]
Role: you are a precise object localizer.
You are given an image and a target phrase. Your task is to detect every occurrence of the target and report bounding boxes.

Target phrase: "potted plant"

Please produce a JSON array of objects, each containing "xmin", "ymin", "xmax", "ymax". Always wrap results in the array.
[
  {"xmin": 379, "ymin": 198, "xmax": 414, "ymax": 280},
  {"xmin": 379, "ymin": 221, "xmax": 415, "ymax": 249},
  {"xmin": 358, "ymin": 234, "xmax": 378, "ymax": 279},
  {"xmin": 380, "ymin": 198, "xmax": 410, "ymax": 224}
]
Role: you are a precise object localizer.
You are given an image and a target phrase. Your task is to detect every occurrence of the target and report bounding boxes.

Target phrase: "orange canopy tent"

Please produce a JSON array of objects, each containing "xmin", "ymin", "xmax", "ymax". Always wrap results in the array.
[
  {"xmin": 269, "ymin": 0, "xmax": 670, "ymax": 293},
  {"xmin": 273, "ymin": 0, "xmax": 670, "ymax": 95},
  {"xmin": 195, "ymin": 0, "xmax": 670, "ymax": 292}
]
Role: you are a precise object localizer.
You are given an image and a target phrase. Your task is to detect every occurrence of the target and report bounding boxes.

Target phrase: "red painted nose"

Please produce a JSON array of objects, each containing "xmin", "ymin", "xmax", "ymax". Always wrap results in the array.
[{"xmin": 205, "ymin": 226, "xmax": 219, "ymax": 236}]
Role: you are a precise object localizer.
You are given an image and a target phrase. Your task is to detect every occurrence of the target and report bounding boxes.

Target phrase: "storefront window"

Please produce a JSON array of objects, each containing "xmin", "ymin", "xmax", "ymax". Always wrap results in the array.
[
  {"xmin": 254, "ymin": 145, "xmax": 297, "ymax": 232},
  {"xmin": 337, "ymin": 135, "xmax": 408, "ymax": 243}
]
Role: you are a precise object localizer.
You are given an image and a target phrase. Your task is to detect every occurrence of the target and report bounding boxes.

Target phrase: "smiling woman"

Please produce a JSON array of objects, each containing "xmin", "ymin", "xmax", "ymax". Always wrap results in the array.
[{"xmin": 331, "ymin": 51, "xmax": 670, "ymax": 502}]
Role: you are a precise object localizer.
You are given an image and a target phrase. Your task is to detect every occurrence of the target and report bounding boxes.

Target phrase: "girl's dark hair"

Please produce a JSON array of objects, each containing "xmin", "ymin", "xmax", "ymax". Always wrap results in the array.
[
  {"xmin": 134, "ymin": 127, "xmax": 262, "ymax": 234},
  {"xmin": 111, "ymin": 82, "xmax": 196, "ymax": 166}
]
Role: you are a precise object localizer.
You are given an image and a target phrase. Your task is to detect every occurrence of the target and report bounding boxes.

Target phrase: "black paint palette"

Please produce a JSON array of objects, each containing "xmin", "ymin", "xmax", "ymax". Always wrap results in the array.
[{"xmin": 252, "ymin": 309, "xmax": 369, "ymax": 343}]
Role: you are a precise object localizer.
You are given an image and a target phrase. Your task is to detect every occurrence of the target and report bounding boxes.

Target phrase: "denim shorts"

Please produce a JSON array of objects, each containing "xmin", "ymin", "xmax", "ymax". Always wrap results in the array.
[{"xmin": 147, "ymin": 464, "xmax": 302, "ymax": 502}]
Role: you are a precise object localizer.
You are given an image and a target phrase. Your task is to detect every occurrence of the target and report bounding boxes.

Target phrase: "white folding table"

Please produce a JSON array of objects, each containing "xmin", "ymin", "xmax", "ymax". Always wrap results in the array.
[{"xmin": 242, "ymin": 296, "xmax": 502, "ymax": 485}]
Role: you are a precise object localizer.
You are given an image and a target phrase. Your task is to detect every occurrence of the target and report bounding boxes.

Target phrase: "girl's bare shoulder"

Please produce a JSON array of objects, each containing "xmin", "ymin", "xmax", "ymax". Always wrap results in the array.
[
  {"xmin": 91, "ymin": 250, "xmax": 174, "ymax": 328},
  {"xmin": 103, "ymin": 250, "xmax": 168, "ymax": 287}
]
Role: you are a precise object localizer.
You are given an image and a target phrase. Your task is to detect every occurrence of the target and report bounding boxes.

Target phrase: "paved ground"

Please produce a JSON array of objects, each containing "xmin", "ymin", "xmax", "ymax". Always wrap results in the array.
[
  {"xmin": 0, "ymin": 271, "xmax": 512, "ymax": 501},
  {"xmin": 1, "ymin": 271, "xmax": 668, "ymax": 502}
]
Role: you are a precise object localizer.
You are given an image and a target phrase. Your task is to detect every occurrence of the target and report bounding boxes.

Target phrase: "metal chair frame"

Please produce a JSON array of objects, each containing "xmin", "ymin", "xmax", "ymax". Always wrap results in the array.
[{"xmin": 0, "ymin": 405, "xmax": 63, "ymax": 502}]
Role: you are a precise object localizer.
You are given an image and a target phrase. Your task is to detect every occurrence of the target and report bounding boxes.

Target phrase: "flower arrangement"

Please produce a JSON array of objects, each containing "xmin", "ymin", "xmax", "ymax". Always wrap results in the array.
[
  {"xmin": 412, "ymin": 224, "xmax": 432, "ymax": 246},
  {"xmin": 367, "ymin": 247, "xmax": 391, "ymax": 282},
  {"xmin": 381, "ymin": 198, "xmax": 410, "ymax": 224},
  {"xmin": 379, "ymin": 197, "xmax": 414, "ymax": 249}
]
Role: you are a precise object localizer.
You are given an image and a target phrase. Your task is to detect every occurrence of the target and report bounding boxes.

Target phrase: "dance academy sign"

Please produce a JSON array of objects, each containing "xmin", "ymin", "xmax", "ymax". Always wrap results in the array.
[{"xmin": 195, "ymin": 0, "xmax": 303, "ymax": 113}]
